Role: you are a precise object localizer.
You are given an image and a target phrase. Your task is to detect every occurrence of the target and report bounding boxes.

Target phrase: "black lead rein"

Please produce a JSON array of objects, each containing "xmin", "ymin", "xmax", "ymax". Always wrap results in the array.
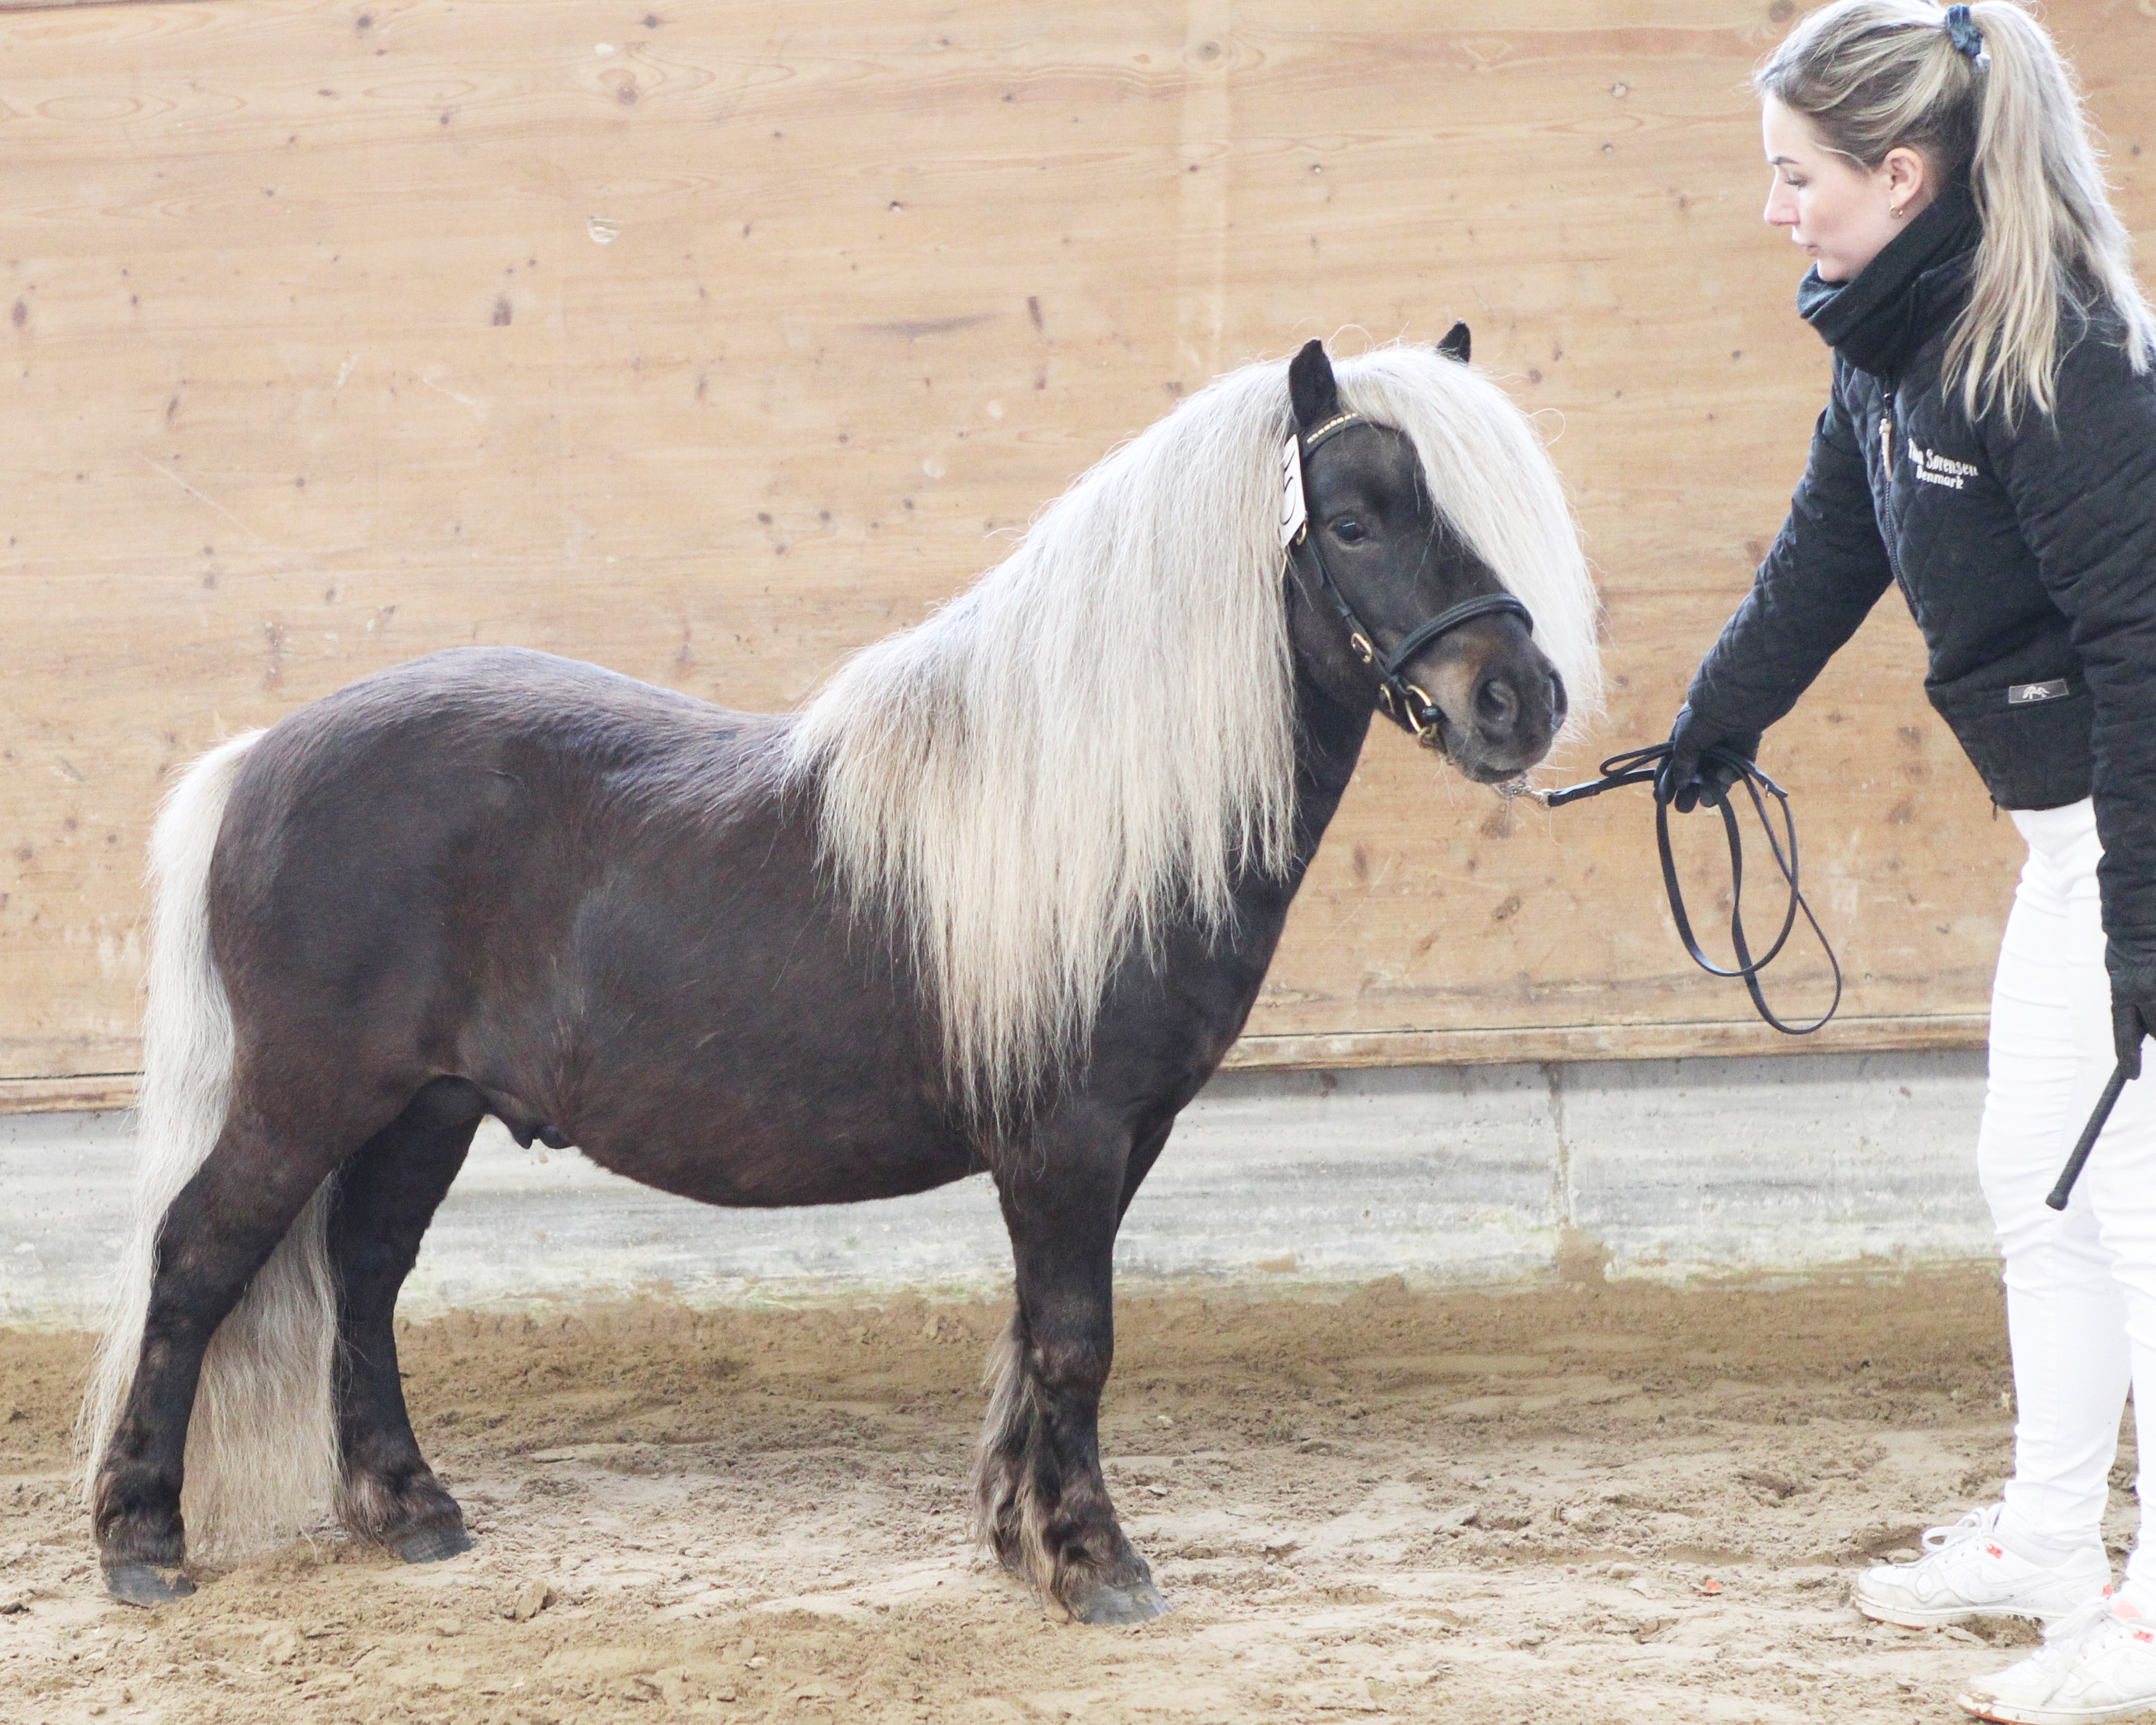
[{"xmin": 1527, "ymin": 742, "xmax": 1844, "ymax": 1036}]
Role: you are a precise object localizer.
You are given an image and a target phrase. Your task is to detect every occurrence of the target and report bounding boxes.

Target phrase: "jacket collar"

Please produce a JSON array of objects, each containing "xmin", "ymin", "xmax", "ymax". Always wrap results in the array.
[{"xmin": 1797, "ymin": 183, "xmax": 1982, "ymax": 378}]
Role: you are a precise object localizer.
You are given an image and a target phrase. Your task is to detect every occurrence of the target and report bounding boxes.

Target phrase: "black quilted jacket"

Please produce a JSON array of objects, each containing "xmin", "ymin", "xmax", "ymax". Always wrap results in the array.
[{"xmin": 1685, "ymin": 185, "xmax": 2156, "ymax": 1000}]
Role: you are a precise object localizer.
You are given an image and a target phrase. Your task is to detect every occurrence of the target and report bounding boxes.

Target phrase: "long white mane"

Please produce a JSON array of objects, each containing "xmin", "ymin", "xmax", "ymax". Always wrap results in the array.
[{"xmin": 782, "ymin": 344, "xmax": 1600, "ymax": 1122}]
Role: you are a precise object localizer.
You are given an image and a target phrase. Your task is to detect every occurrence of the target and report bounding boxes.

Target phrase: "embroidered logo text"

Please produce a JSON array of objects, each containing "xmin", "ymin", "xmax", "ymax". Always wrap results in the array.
[{"xmin": 1908, "ymin": 440, "xmax": 1980, "ymax": 490}]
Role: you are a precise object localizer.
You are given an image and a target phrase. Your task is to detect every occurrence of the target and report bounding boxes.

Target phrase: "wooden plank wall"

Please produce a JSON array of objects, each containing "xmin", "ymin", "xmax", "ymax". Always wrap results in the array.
[{"xmin": 5, "ymin": 0, "xmax": 2147, "ymax": 1107}]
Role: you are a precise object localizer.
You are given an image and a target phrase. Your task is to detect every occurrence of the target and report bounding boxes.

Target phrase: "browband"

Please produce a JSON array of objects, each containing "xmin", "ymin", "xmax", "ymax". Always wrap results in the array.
[{"xmin": 1299, "ymin": 412, "xmax": 1366, "ymax": 454}]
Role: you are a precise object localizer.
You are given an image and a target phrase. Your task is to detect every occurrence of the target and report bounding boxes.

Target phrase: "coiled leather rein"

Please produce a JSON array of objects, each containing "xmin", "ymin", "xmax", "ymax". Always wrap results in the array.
[
  {"xmin": 1521, "ymin": 741, "xmax": 1843, "ymax": 1036},
  {"xmin": 1526, "ymin": 743, "xmax": 2137, "ymax": 1214}
]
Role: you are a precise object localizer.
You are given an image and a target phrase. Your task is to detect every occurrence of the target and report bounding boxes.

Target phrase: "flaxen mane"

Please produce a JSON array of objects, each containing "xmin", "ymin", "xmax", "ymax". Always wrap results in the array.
[{"xmin": 783, "ymin": 345, "xmax": 1600, "ymax": 1121}]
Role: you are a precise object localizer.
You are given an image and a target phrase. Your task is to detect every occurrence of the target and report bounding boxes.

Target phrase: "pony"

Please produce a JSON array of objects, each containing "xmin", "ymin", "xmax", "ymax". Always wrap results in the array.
[{"xmin": 82, "ymin": 334, "xmax": 1599, "ymax": 1624}]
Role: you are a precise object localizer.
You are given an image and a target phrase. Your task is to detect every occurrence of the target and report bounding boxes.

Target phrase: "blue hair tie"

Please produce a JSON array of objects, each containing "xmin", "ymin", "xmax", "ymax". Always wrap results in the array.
[{"xmin": 1944, "ymin": 4, "xmax": 1989, "ymax": 68}]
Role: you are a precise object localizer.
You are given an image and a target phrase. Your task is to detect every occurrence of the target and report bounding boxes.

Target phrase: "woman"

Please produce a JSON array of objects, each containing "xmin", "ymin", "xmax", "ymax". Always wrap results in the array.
[{"xmin": 1661, "ymin": 4, "xmax": 2156, "ymax": 1719}]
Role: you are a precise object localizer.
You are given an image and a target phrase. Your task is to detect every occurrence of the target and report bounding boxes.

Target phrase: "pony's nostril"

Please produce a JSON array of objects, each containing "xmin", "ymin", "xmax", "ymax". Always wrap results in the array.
[
  {"xmin": 1475, "ymin": 673, "xmax": 1520, "ymax": 734},
  {"xmin": 1549, "ymin": 668, "xmax": 1569, "ymax": 727}
]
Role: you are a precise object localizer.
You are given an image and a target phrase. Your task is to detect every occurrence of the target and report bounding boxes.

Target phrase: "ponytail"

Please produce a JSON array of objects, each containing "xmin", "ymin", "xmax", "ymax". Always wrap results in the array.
[
  {"xmin": 1757, "ymin": 1, "xmax": 2155, "ymax": 423},
  {"xmin": 1955, "ymin": 2, "xmax": 2154, "ymax": 419}
]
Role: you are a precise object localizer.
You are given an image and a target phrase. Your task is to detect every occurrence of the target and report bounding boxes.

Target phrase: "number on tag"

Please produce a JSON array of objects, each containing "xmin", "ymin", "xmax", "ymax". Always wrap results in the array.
[{"xmin": 1278, "ymin": 435, "xmax": 1307, "ymax": 548}]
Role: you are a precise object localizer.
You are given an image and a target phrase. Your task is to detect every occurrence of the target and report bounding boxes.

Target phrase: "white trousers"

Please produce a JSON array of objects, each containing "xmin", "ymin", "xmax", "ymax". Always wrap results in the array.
[{"xmin": 1984, "ymin": 799, "xmax": 2156, "ymax": 1581}]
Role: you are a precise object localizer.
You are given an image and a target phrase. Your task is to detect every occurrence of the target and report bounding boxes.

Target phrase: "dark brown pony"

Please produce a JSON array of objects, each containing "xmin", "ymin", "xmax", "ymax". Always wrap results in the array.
[{"xmin": 84, "ymin": 337, "xmax": 1599, "ymax": 1623}]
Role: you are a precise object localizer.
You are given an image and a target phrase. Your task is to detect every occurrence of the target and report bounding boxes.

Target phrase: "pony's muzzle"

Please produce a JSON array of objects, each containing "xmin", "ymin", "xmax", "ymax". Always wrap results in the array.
[{"xmin": 1415, "ymin": 631, "xmax": 1563, "ymax": 779}]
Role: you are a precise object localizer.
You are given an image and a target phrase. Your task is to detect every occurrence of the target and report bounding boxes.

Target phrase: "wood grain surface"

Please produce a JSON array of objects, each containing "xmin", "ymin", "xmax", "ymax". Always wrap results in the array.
[{"xmin": 5, "ymin": 0, "xmax": 2147, "ymax": 1098}]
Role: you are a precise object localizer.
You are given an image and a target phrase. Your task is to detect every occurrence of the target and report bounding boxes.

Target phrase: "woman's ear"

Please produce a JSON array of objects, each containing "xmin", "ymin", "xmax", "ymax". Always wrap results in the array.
[{"xmin": 1882, "ymin": 144, "xmax": 1930, "ymax": 215}]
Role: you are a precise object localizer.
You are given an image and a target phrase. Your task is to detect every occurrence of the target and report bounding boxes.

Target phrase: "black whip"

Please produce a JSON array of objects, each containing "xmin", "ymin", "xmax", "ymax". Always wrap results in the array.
[
  {"xmin": 1526, "ymin": 741, "xmax": 1842, "ymax": 1036},
  {"xmin": 2045, "ymin": 1062, "xmax": 2132, "ymax": 1211}
]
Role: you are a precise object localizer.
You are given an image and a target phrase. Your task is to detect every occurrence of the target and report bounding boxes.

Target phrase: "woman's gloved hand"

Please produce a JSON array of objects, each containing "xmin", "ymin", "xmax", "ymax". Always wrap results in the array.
[
  {"xmin": 1655, "ymin": 704, "xmax": 1762, "ymax": 813},
  {"xmin": 2115, "ymin": 996, "xmax": 2156, "ymax": 1078}
]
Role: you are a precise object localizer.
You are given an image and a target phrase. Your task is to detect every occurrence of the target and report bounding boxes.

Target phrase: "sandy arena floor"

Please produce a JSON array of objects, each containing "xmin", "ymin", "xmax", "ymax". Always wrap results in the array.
[{"xmin": 2, "ymin": 1267, "xmax": 2136, "ymax": 1724}]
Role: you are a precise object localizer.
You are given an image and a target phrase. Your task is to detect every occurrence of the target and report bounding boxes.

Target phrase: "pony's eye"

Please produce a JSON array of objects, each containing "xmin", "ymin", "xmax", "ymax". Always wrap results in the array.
[{"xmin": 1332, "ymin": 519, "xmax": 1366, "ymax": 544}]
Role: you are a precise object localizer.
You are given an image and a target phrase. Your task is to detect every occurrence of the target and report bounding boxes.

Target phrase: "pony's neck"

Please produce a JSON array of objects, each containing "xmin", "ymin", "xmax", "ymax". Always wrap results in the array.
[{"xmin": 1284, "ymin": 668, "xmax": 1376, "ymax": 879}]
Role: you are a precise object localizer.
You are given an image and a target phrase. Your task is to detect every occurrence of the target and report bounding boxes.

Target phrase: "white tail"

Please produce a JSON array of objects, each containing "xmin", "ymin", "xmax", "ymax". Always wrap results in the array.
[{"xmin": 80, "ymin": 731, "xmax": 344, "ymax": 1564}]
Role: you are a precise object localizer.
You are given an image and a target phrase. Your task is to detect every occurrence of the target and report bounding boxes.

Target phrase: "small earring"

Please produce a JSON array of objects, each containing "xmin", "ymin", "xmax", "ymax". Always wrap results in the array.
[{"xmin": 1890, "ymin": 205, "xmax": 1904, "ymax": 218}]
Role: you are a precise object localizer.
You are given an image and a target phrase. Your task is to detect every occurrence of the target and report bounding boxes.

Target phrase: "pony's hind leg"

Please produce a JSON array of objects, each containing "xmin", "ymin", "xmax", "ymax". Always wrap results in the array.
[
  {"xmin": 327, "ymin": 1077, "xmax": 486, "ymax": 1563},
  {"xmin": 975, "ymin": 1110, "xmax": 1168, "ymax": 1626},
  {"xmin": 93, "ymin": 1102, "xmax": 360, "ymax": 1605}
]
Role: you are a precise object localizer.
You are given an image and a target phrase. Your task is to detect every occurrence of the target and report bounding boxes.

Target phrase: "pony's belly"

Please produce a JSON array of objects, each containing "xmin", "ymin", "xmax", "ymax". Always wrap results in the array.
[{"xmin": 571, "ymin": 1118, "xmax": 983, "ymax": 1210}]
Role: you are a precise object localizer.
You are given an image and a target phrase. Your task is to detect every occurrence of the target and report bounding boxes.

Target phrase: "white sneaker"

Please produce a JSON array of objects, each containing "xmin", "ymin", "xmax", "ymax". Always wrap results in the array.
[
  {"xmin": 1854, "ymin": 1505, "xmax": 2111, "ymax": 1628},
  {"xmin": 1960, "ymin": 1592, "xmax": 2156, "ymax": 1723}
]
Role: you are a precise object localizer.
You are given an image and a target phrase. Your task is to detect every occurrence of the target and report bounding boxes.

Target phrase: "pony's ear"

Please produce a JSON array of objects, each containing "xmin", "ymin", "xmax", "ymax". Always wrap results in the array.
[
  {"xmin": 1436, "ymin": 321, "xmax": 1471, "ymax": 364},
  {"xmin": 1287, "ymin": 339, "xmax": 1339, "ymax": 432}
]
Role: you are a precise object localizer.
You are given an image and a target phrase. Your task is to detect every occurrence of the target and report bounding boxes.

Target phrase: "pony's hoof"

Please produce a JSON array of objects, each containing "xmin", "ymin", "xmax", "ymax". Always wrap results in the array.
[
  {"xmin": 104, "ymin": 1563, "xmax": 196, "ymax": 1608},
  {"xmin": 1071, "ymin": 1578, "xmax": 1171, "ymax": 1626},
  {"xmin": 393, "ymin": 1521, "xmax": 474, "ymax": 1565}
]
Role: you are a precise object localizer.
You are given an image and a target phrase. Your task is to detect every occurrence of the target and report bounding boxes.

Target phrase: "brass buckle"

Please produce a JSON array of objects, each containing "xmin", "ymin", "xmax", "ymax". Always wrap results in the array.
[
  {"xmin": 1349, "ymin": 632, "xmax": 1375, "ymax": 666},
  {"xmin": 1407, "ymin": 683, "xmax": 1443, "ymax": 747}
]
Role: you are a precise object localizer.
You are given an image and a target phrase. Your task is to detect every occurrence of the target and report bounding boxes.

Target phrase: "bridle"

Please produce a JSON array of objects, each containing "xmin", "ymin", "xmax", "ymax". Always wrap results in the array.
[{"xmin": 1281, "ymin": 411, "xmax": 1534, "ymax": 747}]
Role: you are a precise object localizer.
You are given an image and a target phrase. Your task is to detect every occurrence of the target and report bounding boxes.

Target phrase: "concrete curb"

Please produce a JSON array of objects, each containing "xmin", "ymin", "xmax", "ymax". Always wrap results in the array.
[{"xmin": 0, "ymin": 1051, "xmax": 1997, "ymax": 1326}]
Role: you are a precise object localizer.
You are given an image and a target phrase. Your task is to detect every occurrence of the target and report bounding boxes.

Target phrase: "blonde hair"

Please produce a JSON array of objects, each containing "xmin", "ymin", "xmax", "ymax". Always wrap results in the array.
[
  {"xmin": 1758, "ymin": 0, "xmax": 2154, "ymax": 420},
  {"xmin": 782, "ymin": 346, "xmax": 1601, "ymax": 1126}
]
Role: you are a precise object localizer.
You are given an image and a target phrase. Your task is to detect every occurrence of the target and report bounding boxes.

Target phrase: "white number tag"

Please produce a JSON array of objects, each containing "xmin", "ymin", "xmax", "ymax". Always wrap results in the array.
[{"xmin": 1278, "ymin": 435, "xmax": 1307, "ymax": 548}]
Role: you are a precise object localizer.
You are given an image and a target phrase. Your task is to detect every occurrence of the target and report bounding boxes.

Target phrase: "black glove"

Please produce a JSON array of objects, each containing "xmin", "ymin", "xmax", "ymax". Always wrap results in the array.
[
  {"xmin": 2114, "ymin": 996, "xmax": 2156, "ymax": 1079},
  {"xmin": 1655, "ymin": 704, "xmax": 1762, "ymax": 813}
]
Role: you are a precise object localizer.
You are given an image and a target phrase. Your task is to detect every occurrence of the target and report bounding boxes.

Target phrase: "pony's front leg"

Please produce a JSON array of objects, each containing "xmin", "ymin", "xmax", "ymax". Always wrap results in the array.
[{"xmin": 974, "ymin": 1108, "xmax": 1168, "ymax": 1625}]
